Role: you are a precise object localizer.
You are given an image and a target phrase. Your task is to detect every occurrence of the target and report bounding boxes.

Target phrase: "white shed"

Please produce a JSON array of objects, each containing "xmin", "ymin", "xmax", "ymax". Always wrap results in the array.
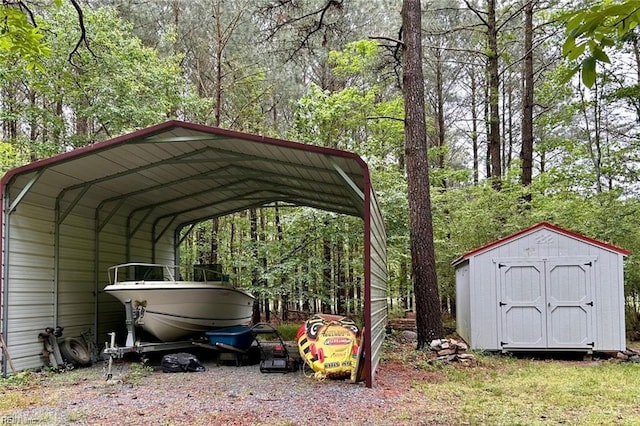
[{"xmin": 452, "ymin": 222, "xmax": 630, "ymax": 352}]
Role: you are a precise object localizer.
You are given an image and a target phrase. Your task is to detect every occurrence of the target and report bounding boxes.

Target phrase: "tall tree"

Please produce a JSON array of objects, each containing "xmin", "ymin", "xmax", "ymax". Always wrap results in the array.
[
  {"xmin": 401, "ymin": 0, "xmax": 444, "ymax": 348},
  {"xmin": 485, "ymin": 0, "xmax": 502, "ymax": 190},
  {"xmin": 521, "ymin": 0, "xmax": 534, "ymax": 193}
]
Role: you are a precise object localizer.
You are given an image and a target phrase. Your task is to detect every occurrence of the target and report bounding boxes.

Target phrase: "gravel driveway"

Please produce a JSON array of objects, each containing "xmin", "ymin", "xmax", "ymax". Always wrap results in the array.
[{"xmin": 6, "ymin": 349, "xmax": 415, "ymax": 426}]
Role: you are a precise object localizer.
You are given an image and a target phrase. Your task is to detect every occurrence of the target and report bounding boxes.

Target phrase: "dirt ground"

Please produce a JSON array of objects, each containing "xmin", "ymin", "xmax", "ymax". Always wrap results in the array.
[{"xmin": 2, "ymin": 337, "xmax": 450, "ymax": 426}]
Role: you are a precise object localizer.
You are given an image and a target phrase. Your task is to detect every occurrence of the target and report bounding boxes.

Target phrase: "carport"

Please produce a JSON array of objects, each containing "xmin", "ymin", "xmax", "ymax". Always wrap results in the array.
[{"xmin": 1, "ymin": 120, "xmax": 387, "ymax": 386}]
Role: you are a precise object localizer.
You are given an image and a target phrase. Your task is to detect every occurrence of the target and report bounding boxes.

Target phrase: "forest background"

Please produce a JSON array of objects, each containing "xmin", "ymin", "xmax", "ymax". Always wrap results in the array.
[{"xmin": 2, "ymin": 0, "xmax": 640, "ymax": 337}]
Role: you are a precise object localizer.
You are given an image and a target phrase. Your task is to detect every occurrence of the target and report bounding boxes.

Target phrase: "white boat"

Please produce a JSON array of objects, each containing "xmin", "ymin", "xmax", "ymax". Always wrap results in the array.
[{"xmin": 104, "ymin": 263, "xmax": 255, "ymax": 342}]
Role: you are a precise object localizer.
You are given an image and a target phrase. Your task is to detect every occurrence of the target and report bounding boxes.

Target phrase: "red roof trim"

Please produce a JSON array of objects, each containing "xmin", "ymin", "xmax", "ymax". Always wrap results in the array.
[{"xmin": 453, "ymin": 221, "xmax": 631, "ymax": 265}]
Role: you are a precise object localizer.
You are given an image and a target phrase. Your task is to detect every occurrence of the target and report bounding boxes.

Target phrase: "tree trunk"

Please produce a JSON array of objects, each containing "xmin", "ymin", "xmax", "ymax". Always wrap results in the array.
[
  {"xmin": 484, "ymin": 70, "xmax": 491, "ymax": 179},
  {"xmin": 322, "ymin": 223, "xmax": 332, "ymax": 314},
  {"xmin": 521, "ymin": 0, "xmax": 534, "ymax": 195},
  {"xmin": 400, "ymin": 259, "xmax": 409, "ymax": 310},
  {"xmin": 209, "ymin": 217, "xmax": 219, "ymax": 265},
  {"xmin": 487, "ymin": 0, "xmax": 501, "ymax": 190},
  {"xmin": 401, "ymin": 0, "xmax": 445, "ymax": 348},
  {"xmin": 336, "ymin": 233, "xmax": 346, "ymax": 315},
  {"xmin": 302, "ymin": 260, "xmax": 310, "ymax": 313},
  {"xmin": 259, "ymin": 208, "xmax": 270, "ymax": 322},
  {"xmin": 214, "ymin": 1, "xmax": 224, "ymax": 127},
  {"xmin": 250, "ymin": 208, "xmax": 260, "ymax": 323},
  {"xmin": 469, "ymin": 67, "xmax": 480, "ymax": 184},
  {"xmin": 275, "ymin": 204, "xmax": 288, "ymax": 322}
]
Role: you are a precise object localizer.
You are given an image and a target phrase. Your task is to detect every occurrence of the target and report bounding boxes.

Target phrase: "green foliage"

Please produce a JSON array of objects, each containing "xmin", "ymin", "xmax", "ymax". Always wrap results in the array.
[
  {"xmin": 562, "ymin": 0, "xmax": 640, "ymax": 87},
  {"xmin": 1, "ymin": 3, "xmax": 189, "ymax": 162},
  {"xmin": 294, "ymin": 83, "xmax": 377, "ymax": 149},
  {"xmin": 275, "ymin": 324, "xmax": 302, "ymax": 341},
  {"xmin": 428, "ymin": 174, "xmax": 640, "ymax": 306},
  {"xmin": 328, "ymin": 39, "xmax": 381, "ymax": 81},
  {"xmin": 121, "ymin": 362, "xmax": 154, "ymax": 385},
  {"xmin": 0, "ymin": 142, "xmax": 25, "ymax": 174},
  {"xmin": 0, "ymin": 4, "xmax": 53, "ymax": 72},
  {"xmin": 0, "ymin": 370, "xmax": 38, "ymax": 388},
  {"xmin": 41, "ymin": 5, "xmax": 183, "ymax": 141}
]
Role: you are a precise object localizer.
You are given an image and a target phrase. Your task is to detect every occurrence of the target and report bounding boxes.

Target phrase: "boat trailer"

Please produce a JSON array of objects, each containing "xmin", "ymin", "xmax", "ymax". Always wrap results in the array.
[
  {"xmin": 103, "ymin": 300, "xmax": 204, "ymax": 379},
  {"xmin": 103, "ymin": 300, "xmax": 298, "ymax": 379}
]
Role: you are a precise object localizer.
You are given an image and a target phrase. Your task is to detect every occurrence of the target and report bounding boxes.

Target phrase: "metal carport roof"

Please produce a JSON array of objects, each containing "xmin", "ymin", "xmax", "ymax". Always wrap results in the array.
[{"xmin": 1, "ymin": 120, "xmax": 388, "ymax": 386}]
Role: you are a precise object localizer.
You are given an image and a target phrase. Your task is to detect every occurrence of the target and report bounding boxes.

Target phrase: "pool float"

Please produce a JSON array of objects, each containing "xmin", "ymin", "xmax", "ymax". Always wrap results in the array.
[{"xmin": 296, "ymin": 314, "xmax": 360, "ymax": 380}]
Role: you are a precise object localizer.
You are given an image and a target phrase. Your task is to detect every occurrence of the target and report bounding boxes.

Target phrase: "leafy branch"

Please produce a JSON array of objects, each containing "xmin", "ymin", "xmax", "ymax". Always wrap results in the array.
[{"xmin": 562, "ymin": 0, "xmax": 640, "ymax": 87}]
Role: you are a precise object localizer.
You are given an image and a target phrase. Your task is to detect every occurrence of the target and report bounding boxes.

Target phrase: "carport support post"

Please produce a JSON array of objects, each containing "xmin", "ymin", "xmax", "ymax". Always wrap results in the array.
[{"xmin": 1, "ymin": 195, "xmax": 9, "ymax": 377}]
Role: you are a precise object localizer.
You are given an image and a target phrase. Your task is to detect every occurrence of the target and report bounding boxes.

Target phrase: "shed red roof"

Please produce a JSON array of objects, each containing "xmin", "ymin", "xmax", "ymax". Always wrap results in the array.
[{"xmin": 452, "ymin": 221, "xmax": 631, "ymax": 266}]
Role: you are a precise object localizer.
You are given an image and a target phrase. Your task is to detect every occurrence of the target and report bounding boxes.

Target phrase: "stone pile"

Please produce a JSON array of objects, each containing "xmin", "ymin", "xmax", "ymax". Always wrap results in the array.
[
  {"xmin": 613, "ymin": 348, "xmax": 640, "ymax": 362},
  {"xmin": 428, "ymin": 338, "xmax": 476, "ymax": 364}
]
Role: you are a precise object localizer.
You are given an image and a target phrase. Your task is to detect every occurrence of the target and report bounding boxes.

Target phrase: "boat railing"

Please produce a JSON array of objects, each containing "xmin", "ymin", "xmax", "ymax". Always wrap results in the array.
[{"xmin": 108, "ymin": 262, "xmax": 229, "ymax": 284}]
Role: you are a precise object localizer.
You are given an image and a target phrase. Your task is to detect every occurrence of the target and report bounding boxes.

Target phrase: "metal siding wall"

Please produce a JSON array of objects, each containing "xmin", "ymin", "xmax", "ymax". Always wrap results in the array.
[
  {"xmin": 5, "ymin": 203, "xmax": 56, "ymax": 371},
  {"xmin": 592, "ymin": 249, "xmax": 625, "ymax": 351},
  {"xmin": 57, "ymin": 214, "xmax": 96, "ymax": 339},
  {"xmin": 469, "ymin": 252, "xmax": 499, "ymax": 349},
  {"xmin": 96, "ymin": 216, "xmax": 130, "ymax": 344},
  {"xmin": 128, "ymin": 221, "xmax": 154, "ymax": 263},
  {"xmin": 616, "ymin": 255, "xmax": 627, "ymax": 350},
  {"xmin": 455, "ymin": 262, "xmax": 471, "ymax": 345},
  {"xmin": 154, "ymin": 233, "xmax": 176, "ymax": 266},
  {"xmin": 368, "ymin": 189, "xmax": 387, "ymax": 386}
]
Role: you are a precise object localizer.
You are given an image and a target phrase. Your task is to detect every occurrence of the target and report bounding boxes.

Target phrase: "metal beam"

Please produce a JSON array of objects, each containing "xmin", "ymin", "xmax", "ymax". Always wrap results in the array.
[{"xmin": 7, "ymin": 170, "xmax": 44, "ymax": 214}]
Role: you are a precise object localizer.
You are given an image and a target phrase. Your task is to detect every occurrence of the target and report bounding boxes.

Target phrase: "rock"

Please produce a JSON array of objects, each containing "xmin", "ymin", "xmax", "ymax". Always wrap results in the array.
[
  {"xmin": 401, "ymin": 330, "xmax": 417, "ymax": 342},
  {"xmin": 436, "ymin": 348, "xmax": 456, "ymax": 356},
  {"xmin": 430, "ymin": 339, "xmax": 443, "ymax": 350},
  {"xmin": 616, "ymin": 352, "xmax": 629, "ymax": 361},
  {"xmin": 457, "ymin": 353, "xmax": 475, "ymax": 360}
]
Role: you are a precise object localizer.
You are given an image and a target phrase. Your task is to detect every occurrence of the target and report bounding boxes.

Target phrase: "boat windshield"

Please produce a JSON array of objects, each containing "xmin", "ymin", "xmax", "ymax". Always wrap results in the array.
[
  {"xmin": 108, "ymin": 263, "xmax": 178, "ymax": 283},
  {"xmin": 108, "ymin": 263, "xmax": 229, "ymax": 283}
]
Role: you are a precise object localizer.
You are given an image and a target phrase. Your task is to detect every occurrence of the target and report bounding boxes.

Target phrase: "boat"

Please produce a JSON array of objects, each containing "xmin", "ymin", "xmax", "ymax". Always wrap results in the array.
[{"xmin": 104, "ymin": 263, "xmax": 255, "ymax": 342}]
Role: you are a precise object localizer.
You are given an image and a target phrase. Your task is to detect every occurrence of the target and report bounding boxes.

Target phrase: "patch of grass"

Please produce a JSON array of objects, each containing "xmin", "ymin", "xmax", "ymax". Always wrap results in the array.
[
  {"xmin": 411, "ymin": 355, "xmax": 640, "ymax": 425},
  {"xmin": 0, "ymin": 370, "xmax": 40, "ymax": 388},
  {"xmin": 0, "ymin": 391, "xmax": 41, "ymax": 413},
  {"xmin": 66, "ymin": 410, "xmax": 88, "ymax": 423},
  {"xmin": 43, "ymin": 367, "xmax": 94, "ymax": 387},
  {"xmin": 0, "ymin": 371, "xmax": 43, "ymax": 412},
  {"xmin": 120, "ymin": 362, "xmax": 154, "ymax": 385},
  {"xmin": 276, "ymin": 323, "xmax": 302, "ymax": 341}
]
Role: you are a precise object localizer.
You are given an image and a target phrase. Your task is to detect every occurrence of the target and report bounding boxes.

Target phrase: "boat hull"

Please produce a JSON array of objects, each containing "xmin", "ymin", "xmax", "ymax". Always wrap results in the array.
[{"xmin": 104, "ymin": 282, "xmax": 255, "ymax": 342}]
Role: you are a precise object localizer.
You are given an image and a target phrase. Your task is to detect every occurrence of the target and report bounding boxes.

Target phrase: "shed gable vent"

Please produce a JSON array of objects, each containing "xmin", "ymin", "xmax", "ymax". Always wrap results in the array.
[{"xmin": 534, "ymin": 232, "xmax": 554, "ymax": 245}]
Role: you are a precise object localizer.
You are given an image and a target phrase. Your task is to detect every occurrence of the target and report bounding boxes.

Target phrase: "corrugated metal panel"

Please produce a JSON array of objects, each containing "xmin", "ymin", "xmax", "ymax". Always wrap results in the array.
[
  {"xmin": 3, "ymin": 201, "xmax": 55, "ymax": 372},
  {"xmin": 366, "ymin": 187, "xmax": 387, "ymax": 387},
  {"xmin": 455, "ymin": 262, "xmax": 471, "ymax": 345}
]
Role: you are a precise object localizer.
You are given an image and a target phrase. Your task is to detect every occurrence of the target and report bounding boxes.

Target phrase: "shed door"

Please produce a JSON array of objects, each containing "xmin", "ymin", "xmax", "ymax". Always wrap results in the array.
[
  {"xmin": 498, "ymin": 261, "xmax": 547, "ymax": 348},
  {"xmin": 498, "ymin": 259, "xmax": 594, "ymax": 350},
  {"xmin": 546, "ymin": 260, "xmax": 594, "ymax": 348}
]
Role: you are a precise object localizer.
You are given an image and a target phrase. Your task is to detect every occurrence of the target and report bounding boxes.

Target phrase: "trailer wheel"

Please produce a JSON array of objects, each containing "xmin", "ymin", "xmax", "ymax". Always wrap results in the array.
[{"xmin": 59, "ymin": 337, "xmax": 92, "ymax": 366}]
